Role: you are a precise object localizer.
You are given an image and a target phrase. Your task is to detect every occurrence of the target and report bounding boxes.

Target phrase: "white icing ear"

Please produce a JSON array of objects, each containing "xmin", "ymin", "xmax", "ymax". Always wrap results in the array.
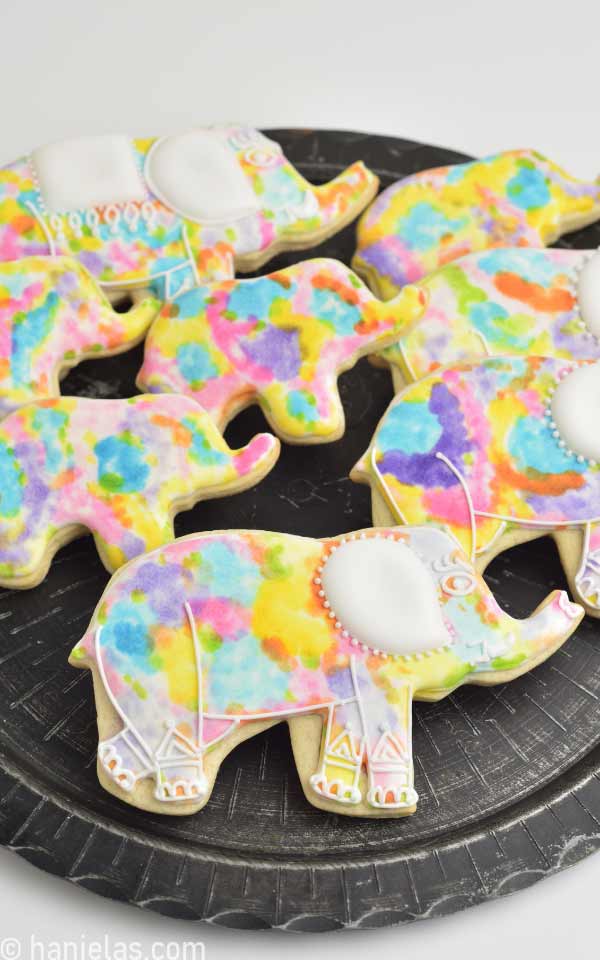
[
  {"xmin": 577, "ymin": 250, "xmax": 600, "ymax": 339},
  {"xmin": 145, "ymin": 130, "xmax": 260, "ymax": 224},
  {"xmin": 32, "ymin": 135, "xmax": 145, "ymax": 214},
  {"xmin": 320, "ymin": 538, "xmax": 451, "ymax": 655},
  {"xmin": 551, "ymin": 362, "xmax": 600, "ymax": 463}
]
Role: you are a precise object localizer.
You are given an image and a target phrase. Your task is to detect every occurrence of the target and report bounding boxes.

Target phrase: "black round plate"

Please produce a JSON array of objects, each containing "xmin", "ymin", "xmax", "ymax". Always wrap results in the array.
[{"xmin": 1, "ymin": 130, "xmax": 600, "ymax": 932}]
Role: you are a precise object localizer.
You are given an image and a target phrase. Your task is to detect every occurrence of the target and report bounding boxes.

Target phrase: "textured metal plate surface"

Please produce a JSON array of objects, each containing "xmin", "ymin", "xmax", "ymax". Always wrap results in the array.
[{"xmin": 1, "ymin": 130, "xmax": 600, "ymax": 931}]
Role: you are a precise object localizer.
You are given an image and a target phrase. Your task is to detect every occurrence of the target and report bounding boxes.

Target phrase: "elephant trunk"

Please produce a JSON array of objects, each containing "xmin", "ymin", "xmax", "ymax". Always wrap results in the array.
[
  {"xmin": 548, "ymin": 158, "xmax": 600, "ymax": 234},
  {"xmin": 104, "ymin": 295, "xmax": 162, "ymax": 346},
  {"xmin": 360, "ymin": 283, "xmax": 427, "ymax": 351},
  {"xmin": 519, "ymin": 589, "xmax": 583, "ymax": 649},
  {"xmin": 475, "ymin": 589, "xmax": 583, "ymax": 683},
  {"xmin": 310, "ymin": 162, "xmax": 379, "ymax": 231},
  {"xmin": 229, "ymin": 433, "xmax": 280, "ymax": 488}
]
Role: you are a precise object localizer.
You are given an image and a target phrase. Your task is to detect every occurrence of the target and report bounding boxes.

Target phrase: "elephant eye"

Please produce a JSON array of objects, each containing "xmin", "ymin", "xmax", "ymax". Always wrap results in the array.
[{"xmin": 243, "ymin": 146, "xmax": 281, "ymax": 168}]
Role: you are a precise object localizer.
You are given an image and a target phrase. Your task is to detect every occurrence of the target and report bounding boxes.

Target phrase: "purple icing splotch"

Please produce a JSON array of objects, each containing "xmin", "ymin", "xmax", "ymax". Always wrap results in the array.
[
  {"xmin": 379, "ymin": 382, "xmax": 472, "ymax": 488},
  {"xmin": 242, "ymin": 326, "xmax": 301, "ymax": 379},
  {"xmin": 129, "ymin": 560, "xmax": 191, "ymax": 622}
]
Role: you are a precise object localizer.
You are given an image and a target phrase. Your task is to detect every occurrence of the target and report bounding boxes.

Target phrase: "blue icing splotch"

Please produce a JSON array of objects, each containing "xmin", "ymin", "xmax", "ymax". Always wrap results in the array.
[
  {"xmin": 11, "ymin": 293, "xmax": 57, "ymax": 387},
  {"xmin": 226, "ymin": 277, "xmax": 292, "ymax": 320},
  {"xmin": 398, "ymin": 202, "xmax": 467, "ymax": 252},
  {"xmin": 0, "ymin": 438, "xmax": 23, "ymax": 517},
  {"xmin": 286, "ymin": 389, "xmax": 317, "ymax": 424},
  {"xmin": 260, "ymin": 167, "xmax": 307, "ymax": 215},
  {"xmin": 507, "ymin": 165, "xmax": 550, "ymax": 210},
  {"xmin": 195, "ymin": 540, "xmax": 262, "ymax": 607},
  {"xmin": 208, "ymin": 631, "xmax": 291, "ymax": 712},
  {"xmin": 95, "ymin": 434, "xmax": 150, "ymax": 493},
  {"xmin": 469, "ymin": 301, "xmax": 535, "ymax": 350},
  {"xmin": 181, "ymin": 416, "xmax": 228, "ymax": 467},
  {"xmin": 101, "ymin": 599, "xmax": 159, "ymax": 675},
  {"xmin": 176, "ymin": 342, "xmax": 219, "ymax": 386},
  {"xmin": 309, "ymin": 286, "xmax": 359, "ymax": 336},
  {"xmin": 477, "ymin": 248, "xmax": 560, "ymax": 285},
  {"xmin": 508, "ymin": 416, "xmax": 587, "ymax": 475},
  {"xmin": 31, "ymin": 406, "xmax": 69, "ymax": 474},
  {"xmin": 377, "ymin": 400, "xmax": 442, "ymax": 455}
]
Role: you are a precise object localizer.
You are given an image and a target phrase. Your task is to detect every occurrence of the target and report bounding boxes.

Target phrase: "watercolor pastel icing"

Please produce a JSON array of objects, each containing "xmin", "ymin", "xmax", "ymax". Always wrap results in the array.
[
  {"xmin": 0, "ymin": 256, "xmax": 160, "ymax": 417},
  {"xmin": 0, "ymin": 394, "xmax": 279, "ymax": 587},
  {"xmin": 136, "ymin": 258, "xmax": 425, "ymax": 443},
  {"xmin": 69, "ymin": 526, "xmax": 582, "ymax": 816},
  {"xmin": 376, "ymin": 247, "xmax": 600, "ymax": 390},
  {"xmin": 0, "ymin": 127, "xmax": 379, "ymax": 300},
  {"xmin": 352, "ymin": 355, "xmax": 600, "ymax": 614},
  {"xmin": 352, "ymin": 150, "xmax": 600, "ymax": 300}
]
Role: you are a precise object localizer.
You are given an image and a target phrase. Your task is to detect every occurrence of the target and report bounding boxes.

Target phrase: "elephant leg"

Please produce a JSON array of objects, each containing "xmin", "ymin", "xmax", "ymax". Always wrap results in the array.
[
  {"xmin": 153, "ymin": 723, "xmax": 208, "ymax": 802},
  {"xmin": 309, "ymin": 702, "xmax": 365, "ymax": 805},
  {"xmin": 362, "ymin": 683, "xmax": 418, "ymax": 810},
  {"xmin": 154, "ymin": 718, "xmax": 239, "ymax": 802},
  {"xmin": 309, "ymin": 659, "xmax": 418, "ymax": 811},
  {"xmin": 97, "ymin": 728, "xmax": 154, "ymax": 794}
]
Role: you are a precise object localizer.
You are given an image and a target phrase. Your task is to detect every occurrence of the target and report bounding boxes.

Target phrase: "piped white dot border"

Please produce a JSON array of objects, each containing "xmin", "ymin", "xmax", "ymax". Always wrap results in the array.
[
  {"xmin": 544, "ymin": 362, "xmax": 598, "ymax": 468},
  {"xmin": 569, "ymin": 248, "xmax": 600, "ymax": 343},
  {"xmin": 313, "ymin": 531, "xmax": 453, "ymax": 663}
]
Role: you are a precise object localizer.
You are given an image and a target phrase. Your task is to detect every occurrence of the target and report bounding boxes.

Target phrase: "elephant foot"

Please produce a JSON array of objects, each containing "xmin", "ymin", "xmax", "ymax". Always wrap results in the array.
[
  {"xmin": 309, "ymin": 772, "xmax": 361, "ymax": 805},
  {"xmin": 154, "ymin": 763, "xmax": 208, "ymax": 803},
  {"xmin": 367, "ymin": 784, "xmax": 418, "ymax": 809},
  {"xmin": 98, "ymin": 731, "xmax": 150, "ymax": 793},
  {"xmin": 576, "ymin": 551, "xmax": 600, "ymax": 609}
]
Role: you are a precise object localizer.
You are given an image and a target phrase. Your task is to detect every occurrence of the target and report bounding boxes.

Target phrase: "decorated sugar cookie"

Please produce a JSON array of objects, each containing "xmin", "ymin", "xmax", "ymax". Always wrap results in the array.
[
  {"xmin": 353, "ymin": 355, "xmax": 600, "ymax": 615},
  {"xmin": 0, "ymin": 395, "xmax": 279, "ymax": 588},
  {"xmin": 352, "ymin": 150, "xmax": 600, "ymax": 300},
  {"xmin": 69, "ymin": 525, "xmax": 582, "ymax": 817},
  {"xmin": 0, "ymin": 256, "xmax": 160, "ymax": 418},
  {"xmin": 0, "ymin": 127, "xmax": 378, "ymax": 300},
  {"xmin": 377, "ymin": 247, "xmax": 600, "ymax": 390},
  {"xmin": 136, "ymin": 258, "xmax": 425, "ymax": 443}
]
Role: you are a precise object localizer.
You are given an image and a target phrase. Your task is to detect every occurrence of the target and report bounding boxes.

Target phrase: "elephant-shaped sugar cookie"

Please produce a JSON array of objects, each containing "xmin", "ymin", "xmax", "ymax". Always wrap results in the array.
[
  {"xmin": 0, "ymin": 256, "xmax": 160, "ymax": 418},
  {"xmin": 0, "ymin": 127, "xmax": 378, "ymax": 300},
  {"xmin": 377, "ymin": 247, "xmax": 600, "ymax": 391},
  {"xmin": 0, "ymin": 394, "xmax": 279, "ymax": 587},
  {"xmin": 136, "ymin": 258, "xmax": 425, "ymax": 443},
  {"xmin": 353, "ymin": 355, "xmax": 600, "ymax": 615},
  {"xmin": 69, "ymin": 526, "xmax": 582, "ymax": 817},
  {"xmin": 352, "ymin": 149, "xmax": 600, "ymax": 300}
]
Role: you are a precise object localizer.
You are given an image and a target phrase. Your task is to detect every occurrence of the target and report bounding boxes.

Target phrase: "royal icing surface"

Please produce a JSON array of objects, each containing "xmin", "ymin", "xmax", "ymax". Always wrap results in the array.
[
  {"xmin": 353, "ymin": 150, "xmax": 600, "ymax": 300},
  {"xmin": 136, "ymin": 258, "xmax": 425, "ymax": 441},
  {"xmin": 355, "ymin": 356, "xmax": 600, "ymax": 609},
  {"xmin": 378, "ymin": 247, "xmax": 600, "ymax": 384},
  {"xmin": 0, "ymin": 256, "xmax": 160, "ymax": 418},
  {"xmin": 320, "ymin": 536, "xmax": 451, "ymax": 654},
  {"xmin": 576, "ymin": 250, "xmax": 600, "ymax": 339},
  {"xmin": 551, "ymin": 361, "xmax": 600, "ymax": 463},
  {"xmin": 0, "ymin": 127, "xmax": 378, "ymax": 299},
  {"xmin": 32, "ymin": 135, "xmax": 146, "ymax": 214},
  {"xmin": 71, "ymin": 526, "xmax": 581, "ymax": 812},
  {"xmin": 145, "ymin": 131, "xmax": 261, "ymax": 223},
  {"xmin": 0, "ymin": 394, "xmax": 279, "ymax": 586}
]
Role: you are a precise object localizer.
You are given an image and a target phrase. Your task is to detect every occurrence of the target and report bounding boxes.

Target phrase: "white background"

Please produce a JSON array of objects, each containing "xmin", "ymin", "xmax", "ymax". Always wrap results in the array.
[{"xmin": 0, "ymin": 0, "xmax": 598, "ymax": 956}]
